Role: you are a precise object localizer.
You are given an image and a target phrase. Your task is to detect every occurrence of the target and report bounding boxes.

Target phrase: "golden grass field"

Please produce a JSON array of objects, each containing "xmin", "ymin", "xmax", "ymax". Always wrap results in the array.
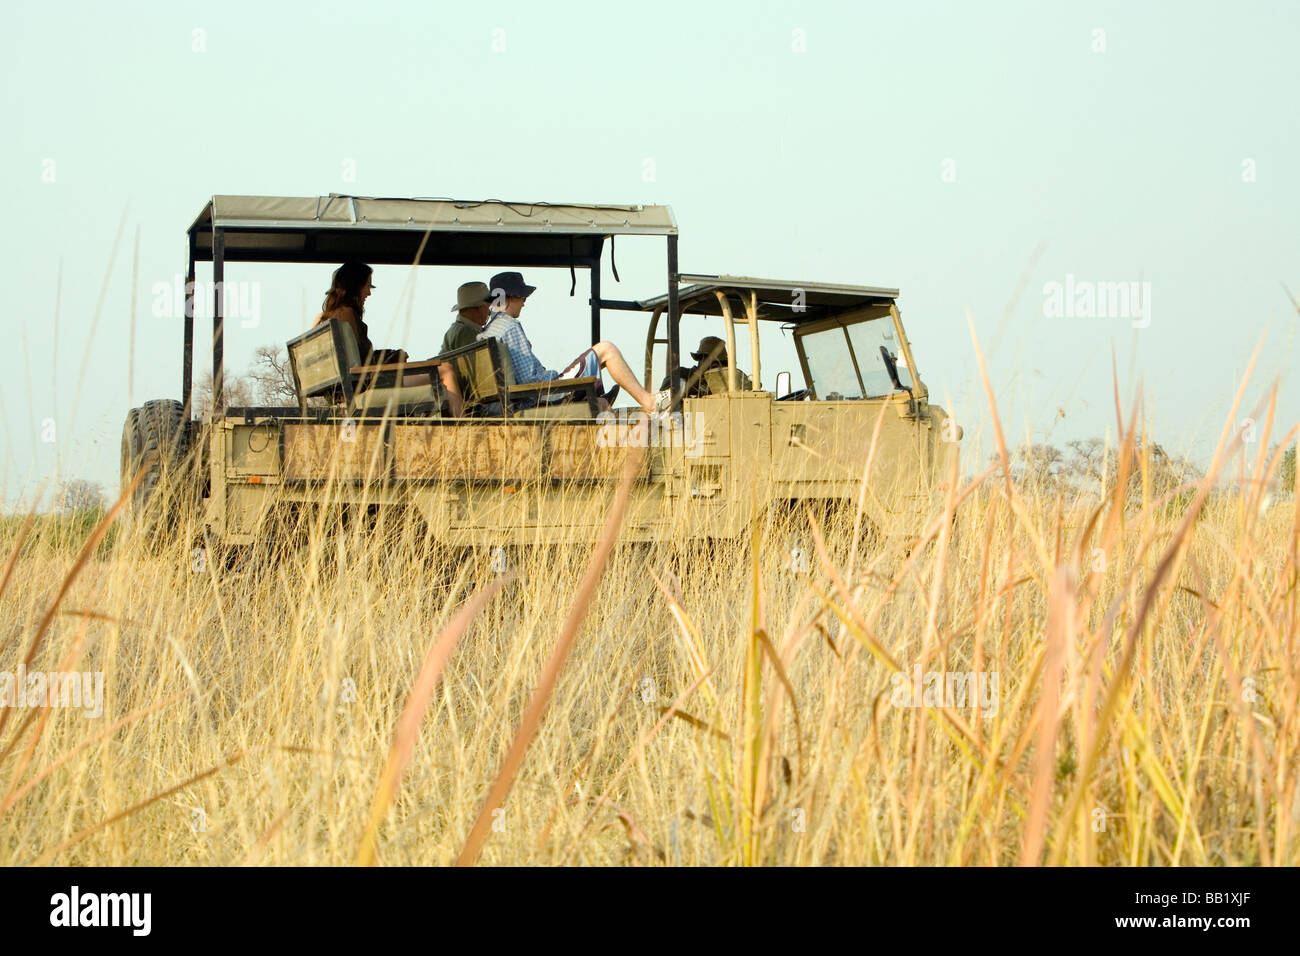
[{"xmin": 1, "ymin": 382, "xmax": 1297, "ymax": 867}]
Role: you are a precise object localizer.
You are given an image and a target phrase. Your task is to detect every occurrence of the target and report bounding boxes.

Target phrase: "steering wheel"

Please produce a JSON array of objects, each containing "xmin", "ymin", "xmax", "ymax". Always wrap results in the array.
[{"xmin": 776, "ymin": 388, "xmax": 812, "ymax": 402}]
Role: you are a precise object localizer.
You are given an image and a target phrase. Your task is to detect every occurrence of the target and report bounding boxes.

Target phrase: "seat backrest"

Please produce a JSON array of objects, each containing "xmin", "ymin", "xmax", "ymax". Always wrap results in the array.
[
  {"xmin": 446, "ymin": 338, "xmax": 513, "ymax": 410},
  {"xmin": 337, "ymin": 320, "xmax": 361, "ymax": 369},
  {"xmin": 287, "ymin": 319, "xmax": 357, "ymax": 407},
  {"xmin": 703, "ymin": 367, "xmax": 753, "ymax": 394},
  {"xmin": 481, "ymin": 336, "xmax": 516, "ymax": 387}
]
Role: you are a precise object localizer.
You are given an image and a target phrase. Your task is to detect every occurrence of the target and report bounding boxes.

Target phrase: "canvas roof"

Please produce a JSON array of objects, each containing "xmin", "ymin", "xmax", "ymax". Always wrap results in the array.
[
  {"xmin": 625, "ymin": 274, "xmax": 899, "ymax": 323},
  {"xmin": 188, "ymin": 195, "xmax": 677, "ymax": 266}
]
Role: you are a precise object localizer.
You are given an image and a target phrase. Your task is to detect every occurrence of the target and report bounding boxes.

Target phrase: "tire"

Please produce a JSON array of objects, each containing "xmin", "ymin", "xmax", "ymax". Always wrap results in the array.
[
  {"xmin": 119, "ymin": 399, "xmax": 196, "ymax": 534},
  {"xmin": 120, "ymin": 407, "xmax": 142, "ymax": 492}
]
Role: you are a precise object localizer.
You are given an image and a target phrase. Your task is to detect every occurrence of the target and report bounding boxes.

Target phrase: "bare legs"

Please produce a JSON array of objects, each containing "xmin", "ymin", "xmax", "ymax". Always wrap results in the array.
[
  {"xmin": 401, "ymin": 364, "xmax": 464, "ymax": 417},
  {"xmin": 590, "ymin": 340, "xmax": 656, "ymax": 412},
  {"xmin": 437, "ymin": 364, "xmax": 464, "ymax": 418}
]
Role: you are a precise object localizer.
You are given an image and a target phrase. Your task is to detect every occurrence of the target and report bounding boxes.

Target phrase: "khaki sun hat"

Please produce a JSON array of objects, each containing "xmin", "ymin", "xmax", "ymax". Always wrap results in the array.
[
  {"xmin": 691, "ymin": 335, "xmax": 727, "ymax": 362},
  {"xmin": 452, "ymin": 281, "xmax": 492, "ymax": 312}
]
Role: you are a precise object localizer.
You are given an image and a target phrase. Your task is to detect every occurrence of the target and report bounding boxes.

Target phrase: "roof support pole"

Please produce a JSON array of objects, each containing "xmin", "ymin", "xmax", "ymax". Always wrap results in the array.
[
  {"xmin": 844, "ymin": 323, "xmax": 866, "ymax": 397},
  {"xmin": 890, "ymin": 303, "xmax": 925, "ymax": 401},
  {"xmin": 212, "ymin": 227, "xmax": 225, "ymax": 419},
  {"xmin": 746, "ymin": 289, "xmax": 760, "ymax": 390},
  {"xmin": 590, "ymin": 245, "xmax": 602, "ymax": 344},
  {"xmin": 713, "ymin": 291, "xmax": 739, "ymax": 393},
  {"xmin": 643, "ymin": 307, "xmax": 664, "ymax": 390},
  {"xmin": 666, "ymin": 235, "xmax": 680, "ymax": 407},
  {"xmin": 182, "ymin": 236, "xmax": 195, "ymax": 417}
]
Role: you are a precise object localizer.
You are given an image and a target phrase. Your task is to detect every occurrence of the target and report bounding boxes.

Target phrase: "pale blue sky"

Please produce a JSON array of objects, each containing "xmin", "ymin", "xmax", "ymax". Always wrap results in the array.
[{"xmin": 2, "ymin": 0, "xmax": 1298, "ymax": 505}]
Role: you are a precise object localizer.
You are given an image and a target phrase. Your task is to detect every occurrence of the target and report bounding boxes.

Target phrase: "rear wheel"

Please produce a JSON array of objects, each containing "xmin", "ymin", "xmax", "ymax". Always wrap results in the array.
[
  {"xmin": 119, "ymin": 407, "xmax": 141, "ymax": 489},
  {"xmin": 119, "ymin": 399, "xmax": 197, "ymax": 541}
]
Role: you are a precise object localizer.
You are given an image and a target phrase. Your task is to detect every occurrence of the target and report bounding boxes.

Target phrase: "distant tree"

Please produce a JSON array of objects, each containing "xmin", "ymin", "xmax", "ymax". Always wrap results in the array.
[
  {"xmin": 58, "ymin": 479, "xmax": 104, "ymax": 514},
  {"xmin": 191, "ymin": 370, "xmax": 256, "ymax": 420},
  {"xmin": 1064, "ymin": 438, "xmax": 1119, "ymax": 493},
  {"xmin": 1137, "ymin": 440, "xmax": 1200, "ymax": 498},
  {"xmin": 247, "ymin": 345, "xmax": 299, "ymax": 405},
  {"xmin": 190, "ymin": 344, "xmax": 298, "ymax": 419},
  {"xmin": 1005, "ymin": 436, "xmax": 1198, "ymax": 506},
  {"xmin": 1007, "ymin": 443, "xmax": 1067, "ymax": 491}
]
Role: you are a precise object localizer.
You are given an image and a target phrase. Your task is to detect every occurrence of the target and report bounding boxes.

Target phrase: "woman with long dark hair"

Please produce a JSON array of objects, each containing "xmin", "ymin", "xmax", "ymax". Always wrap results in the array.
[
  {"xmin": 313, "ymin": 261, "xmax": 406, "ymax": 365},
  {"xmin": 312, "ymin": 262, "xmax": 462, "ymax": 416}
]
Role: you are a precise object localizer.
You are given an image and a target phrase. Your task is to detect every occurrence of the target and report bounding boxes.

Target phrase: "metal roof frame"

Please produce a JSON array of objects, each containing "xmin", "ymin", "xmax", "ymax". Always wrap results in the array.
[
  {"xmin": 602, "ymin": 273, "xmax": 899, "ymax": 323},
  {"xmin": 183, "ymin": 195, "xmax": 682, "ymax": 417}
]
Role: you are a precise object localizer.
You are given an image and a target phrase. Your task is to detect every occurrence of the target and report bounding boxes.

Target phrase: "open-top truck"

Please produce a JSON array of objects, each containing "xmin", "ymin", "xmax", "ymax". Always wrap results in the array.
[{"xmin": 120, "ymin": 195, "xmax": 960, "ymax": 548}]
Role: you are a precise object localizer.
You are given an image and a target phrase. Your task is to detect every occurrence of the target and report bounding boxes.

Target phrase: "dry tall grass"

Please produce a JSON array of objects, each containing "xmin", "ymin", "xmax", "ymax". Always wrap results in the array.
[{"xmin": 1, "ymin": 388, "xmax": 1297, "ymax": 866}]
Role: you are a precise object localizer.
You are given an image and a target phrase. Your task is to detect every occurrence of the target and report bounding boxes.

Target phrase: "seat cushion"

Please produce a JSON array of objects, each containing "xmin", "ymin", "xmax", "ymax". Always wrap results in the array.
[
  {"xmin": 351, "ymin": 383, "xmax": 443, "ymax": 413},
  {"xmin": 508, "ymin": 402, "xmax": 594, "ymax": 420}
]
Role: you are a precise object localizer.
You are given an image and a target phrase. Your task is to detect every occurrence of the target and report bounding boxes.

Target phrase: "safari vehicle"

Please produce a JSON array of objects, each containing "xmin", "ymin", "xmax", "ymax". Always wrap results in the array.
[{"xmin": 120, "ymin": 195, "xmax": 959, "ymax": 548}]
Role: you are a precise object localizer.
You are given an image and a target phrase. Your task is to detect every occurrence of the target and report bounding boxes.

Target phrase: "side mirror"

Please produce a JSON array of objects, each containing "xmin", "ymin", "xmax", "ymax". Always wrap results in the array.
[{"xmin": 775, "ymin": 370, "xmax": 791, "ymax": 397}]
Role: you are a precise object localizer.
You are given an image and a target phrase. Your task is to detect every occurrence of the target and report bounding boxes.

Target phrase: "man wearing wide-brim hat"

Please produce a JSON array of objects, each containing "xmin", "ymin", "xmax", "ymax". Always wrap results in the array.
[
  {"xmin": 660, "ymin": 335, "xmax": 752, "ymax": 397},
  {"xmin": 442, "ymin": 281, "xmax": 493, "ymax": 354},
  {"xmin": 480, "ymin": 271, "xmax": 662, "ymax": 413}
]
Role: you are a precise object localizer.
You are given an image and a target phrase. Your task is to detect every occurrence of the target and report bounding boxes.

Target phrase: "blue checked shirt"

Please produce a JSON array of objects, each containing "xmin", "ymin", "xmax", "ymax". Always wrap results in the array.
[{"xmin": 479, "ymin": 310, "xmax": 558, "ymax": 384}]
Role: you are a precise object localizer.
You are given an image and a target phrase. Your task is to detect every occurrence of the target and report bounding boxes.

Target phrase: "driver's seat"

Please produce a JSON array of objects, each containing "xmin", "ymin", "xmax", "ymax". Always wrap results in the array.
[{"xmin": 703, "ymin": 367, "xmax": 753, "ymax": 394}]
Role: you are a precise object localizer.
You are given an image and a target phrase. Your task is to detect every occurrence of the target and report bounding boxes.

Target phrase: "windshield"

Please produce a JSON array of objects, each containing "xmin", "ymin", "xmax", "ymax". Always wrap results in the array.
[{"xmin": 799, "ymin": 314, "xmax": 912, "ymax": 400}]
